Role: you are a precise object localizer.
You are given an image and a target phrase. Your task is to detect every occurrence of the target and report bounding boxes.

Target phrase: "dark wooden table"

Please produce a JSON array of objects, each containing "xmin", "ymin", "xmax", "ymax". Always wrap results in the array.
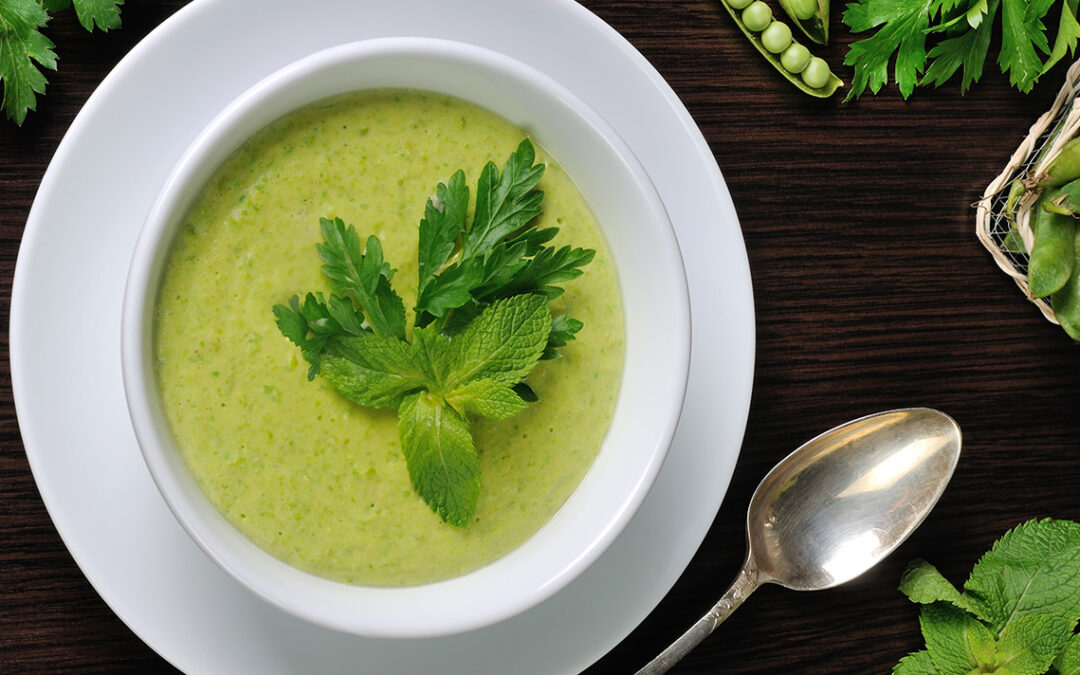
[{"xmin": 3, "ymin": 1, "xmax": 1078, "ymax": 673}]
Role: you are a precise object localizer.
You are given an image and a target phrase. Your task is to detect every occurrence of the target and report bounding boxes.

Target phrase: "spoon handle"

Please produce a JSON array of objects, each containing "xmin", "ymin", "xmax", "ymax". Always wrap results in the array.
[{"xmin": 635, "ymin": 558, "xmax": 761, "ymax": 674}]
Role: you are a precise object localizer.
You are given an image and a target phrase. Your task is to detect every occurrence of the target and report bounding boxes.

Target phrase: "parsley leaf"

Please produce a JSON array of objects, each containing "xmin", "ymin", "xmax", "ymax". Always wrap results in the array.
[
  {"xmin": 317, "ymin": 217, "xmax": 407, "ymax": 340},
  {"xmin": 0, "ymin": 0, "xmax": 123, "ymax": 125},
  {"xmin": 71, "ymin": 0, "xmax": 121, "ymax": 32},
  {"xmin": 275, "ymin": 142, "xmax": 590, "ymax": 526},
  {"xmin": 894, "ymin": 518, "xmax": 1080, "ymax": 675},
  {"xmin": 413, "ymin": 139, "xmax": 593, "ymax": 362},
  {"xmin": 0, "ymin": 0, "xmax": 55, "ymax": 125},
  {"xmin": 843, "ymin": 0, "xmax": 1080, "ymax": 99}
]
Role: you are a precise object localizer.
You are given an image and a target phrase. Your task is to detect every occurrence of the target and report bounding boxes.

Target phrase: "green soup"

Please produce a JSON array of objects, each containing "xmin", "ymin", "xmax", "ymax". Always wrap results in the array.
[{"xmin": 154, "ymin": 90, "xmax": 624, "ymax": 586}]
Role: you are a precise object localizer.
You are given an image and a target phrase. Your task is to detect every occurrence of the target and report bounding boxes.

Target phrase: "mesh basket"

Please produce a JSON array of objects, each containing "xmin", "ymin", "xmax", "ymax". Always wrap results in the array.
[{"xmin": 977, "ymin": 58, "xmax": 1080, "ymax": 325}]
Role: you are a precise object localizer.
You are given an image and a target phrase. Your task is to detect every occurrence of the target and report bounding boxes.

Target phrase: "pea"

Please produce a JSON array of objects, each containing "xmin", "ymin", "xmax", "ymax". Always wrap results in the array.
[
  {"xmin": 800, "ymin": 57, "xmax": 830, "ymax": 89},
  {"xmin": 741, "ymin": 2, "xmax": 773, "ymax": 32},
  {"xmin": 761, "ymin": 22, "xmax": 793, "ymax": 54},
  {"xmin": 728, "ymin": 0, "xmax": 755, "ymax": 9},
  {"xmin": 788, "ymin": 0, "xmax": 818, "ymax": 20},
  {"xmin": 780, "ymin": 43, "xmax": 811, "ymax": 72}
]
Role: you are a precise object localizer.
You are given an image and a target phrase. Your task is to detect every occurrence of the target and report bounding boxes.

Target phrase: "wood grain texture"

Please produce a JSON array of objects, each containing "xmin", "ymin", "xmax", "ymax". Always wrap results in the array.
[{"xmin": 3, "ymin": 1, "xmax": 1078, "ymax": 673}]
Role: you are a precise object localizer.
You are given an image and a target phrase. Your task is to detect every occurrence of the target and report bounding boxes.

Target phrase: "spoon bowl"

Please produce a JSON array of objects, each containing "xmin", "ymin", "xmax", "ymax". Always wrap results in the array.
[
  {"xmin": 751, "ymin": 407, "xmax": 962, "ymax": 590},
  {"xmin": 639, "ymin": 408, "xmax": 961, "ymax": 674}
]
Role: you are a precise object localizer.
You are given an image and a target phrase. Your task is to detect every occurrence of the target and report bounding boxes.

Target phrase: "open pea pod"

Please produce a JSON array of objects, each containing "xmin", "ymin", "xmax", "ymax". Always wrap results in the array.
[
  {"xmin": 778, "ymin": 0, "xmax": 830, "ymax": 45},
  {"xmin": 719, "ymin": 0, "xmax": 842, "ymax": 98},
  {"xmin": 1043, "ymin": 177, "xmax": 1080, "ymax": 217}
]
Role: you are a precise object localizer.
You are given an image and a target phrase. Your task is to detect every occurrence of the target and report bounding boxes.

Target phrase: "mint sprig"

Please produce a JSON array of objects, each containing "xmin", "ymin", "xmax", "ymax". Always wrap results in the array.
[
  {"xmin": 273, "ymin": 139, "xmax": 593, "ymax": 527},
  {"xmin": 893, "ymin": 518, "xmax": 1080, "ymax": 674}
]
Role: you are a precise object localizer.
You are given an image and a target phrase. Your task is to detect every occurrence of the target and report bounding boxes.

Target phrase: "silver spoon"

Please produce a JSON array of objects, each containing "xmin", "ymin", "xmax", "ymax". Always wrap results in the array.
[{"xmin": 638, "ymin": 407, "xmax": 962, "ymax": 674}]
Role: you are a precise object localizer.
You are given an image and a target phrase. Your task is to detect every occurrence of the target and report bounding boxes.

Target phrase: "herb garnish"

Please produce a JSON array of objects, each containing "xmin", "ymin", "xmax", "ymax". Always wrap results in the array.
[
  {"xmin": 273, "ymin": 139, "xmax": 595, "ymax": 527},
  {"xmin": 893, "ymin": 518, "xmax": 1080, "ymax": 674},
  {"xmin": 842, "ymin": 0, "xmax": 1080, "ymax": 100},
  {"xmin": 0, "ymin": 0, "xmax": 123, "ymax": 125}
]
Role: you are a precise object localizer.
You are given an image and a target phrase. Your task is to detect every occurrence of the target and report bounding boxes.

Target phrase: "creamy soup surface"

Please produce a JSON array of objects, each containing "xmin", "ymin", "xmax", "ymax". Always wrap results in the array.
[{"xmin": 154, "ymin": 90, "xmax": 624, "ymax": 586}]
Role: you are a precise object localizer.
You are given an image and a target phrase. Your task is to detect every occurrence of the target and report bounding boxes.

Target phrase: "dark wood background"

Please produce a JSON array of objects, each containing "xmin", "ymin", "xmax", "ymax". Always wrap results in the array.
[{"xmin": 3, "ymin": 1, "xmax": 1079, "ymax": 672}]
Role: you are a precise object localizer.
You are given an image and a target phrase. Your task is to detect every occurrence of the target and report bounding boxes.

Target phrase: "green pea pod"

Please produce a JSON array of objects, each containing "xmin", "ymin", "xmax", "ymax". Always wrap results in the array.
[
  {"xmin": 719, "ymin": 1, "xmax": 842, "ymax": 98},
  {"xmin": 1042, "ymin": 177, "xmax": 1080, "ymax": 217},
  {"xmin": 778, "ymin": 0, "xmax": 830, "ymax": 45},
  {"xmin": 1051, "ymin": 227, "xmax": 1080, "ymax": 341},
  {"xmin": 1035, "ymin": 137, "xmax": 1080, "ymax": 189},
  {"xmin": 1028, "ymin": 193, "xmax": 1076, "ymax": 298}
]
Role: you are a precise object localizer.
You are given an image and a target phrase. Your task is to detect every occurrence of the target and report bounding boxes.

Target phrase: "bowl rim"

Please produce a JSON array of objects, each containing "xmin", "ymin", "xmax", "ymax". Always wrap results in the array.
[{"xmin": 120, "ymin": 36, "xmax": 691, "ymax": 638}]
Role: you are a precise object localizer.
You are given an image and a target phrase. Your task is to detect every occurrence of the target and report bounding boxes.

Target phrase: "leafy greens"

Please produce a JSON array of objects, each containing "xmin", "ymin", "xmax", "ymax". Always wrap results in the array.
[
  {"xmin": 0, "ymin": 0, "xmax": 123, "ymax": 125},
  {"xmin": 273, "ymin": 139, "xmax": 594, "ymax": 527},
  {"xmin": 893, "ymin": 518, "xmax": 1080, "ymax": 674},
  {"xmin": 842, "ymin": 0, "xmax": 1080, "ymax": 100}
]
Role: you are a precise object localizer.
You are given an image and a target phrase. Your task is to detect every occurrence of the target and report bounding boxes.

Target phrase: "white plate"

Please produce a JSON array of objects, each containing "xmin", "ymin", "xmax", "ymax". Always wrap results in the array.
[{"xmin": 10, "ymin": 0, "xmax": 754, "ymax": 672}]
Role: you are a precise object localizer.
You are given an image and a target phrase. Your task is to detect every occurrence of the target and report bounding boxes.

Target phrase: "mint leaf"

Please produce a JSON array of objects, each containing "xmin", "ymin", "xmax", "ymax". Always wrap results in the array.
[
  {"xmin": 893, "ymin": 650, "xmax": 940, "ymax": 674},
  {"xmin": 320, "ymin": 333, "xmax": 426, "ymax": 409},
  {"xmin": 901, "ymin": 559, "xmax": 988, "ymax": 620},
  {"xmin": 445, "ymin": 378, "xmax": 528, "ymax": 420},
  {"xmin": 417, "ymin": 169, "xmax": 468, "ymax": 292},
  {"xmin": 72, "ymin": 0, "xmax": 122, "ymax": 31},
  {"xmin": 1053, "ymin": 632, "xmax": 1080, "ymax": 675},
  {"xmin": 462, "ymin": 138, "xmax": 545, "ymax": 259},
  {"xmin": 920, "ymin": 602, "xmax": 996, "ymax": 675},
  {"xmin": 992, "ymin": 614, "xmax": 1072, "ymax": 674},
  {"xmin": 963, "ymin": 519, "xmax": 1080, "ymax": 635},
  {"xmin": 0, "ymin": 0, "xmax": 56, "ymax": 125},
  {"xmin": 317, "ymin": 217, "xmax": 406, "ymax": 340},
  {"xmin": 445, "ymin": 294, "xmax": 551, "ymax": 389},
  {"xmin": 398, "ymin": 392, "xmax": 479, "ymax": 528}
]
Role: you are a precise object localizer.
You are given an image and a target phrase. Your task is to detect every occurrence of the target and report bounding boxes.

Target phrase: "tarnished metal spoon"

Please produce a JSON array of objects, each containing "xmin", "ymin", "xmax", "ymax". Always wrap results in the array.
[{"xmin": 638, "ymin": 408, "xmax": 962, "ymax": 674}]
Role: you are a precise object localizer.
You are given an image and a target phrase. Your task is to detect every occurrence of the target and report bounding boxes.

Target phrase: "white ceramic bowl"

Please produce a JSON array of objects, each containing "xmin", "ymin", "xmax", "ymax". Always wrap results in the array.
[{"xmin": 121, "ymin": 37, "xmax": 690, "ymax": 639}]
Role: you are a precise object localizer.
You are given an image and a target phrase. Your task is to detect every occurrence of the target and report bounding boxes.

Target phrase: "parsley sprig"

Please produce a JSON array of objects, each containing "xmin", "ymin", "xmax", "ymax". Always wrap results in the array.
[
  {"xmin": 273, "ymin": 139, "xmax": 595, "ymax": 527},
  {"xmin": 0, "ymin": 0, "xmax": 123, "ymax": 125},
  {"xmin": 842, "ymin": 0, "xmax": 1080, "ymax": 100},
  {"xmin": 894, "ymin": 518, "xmax": 1080, "ymax": 674}
]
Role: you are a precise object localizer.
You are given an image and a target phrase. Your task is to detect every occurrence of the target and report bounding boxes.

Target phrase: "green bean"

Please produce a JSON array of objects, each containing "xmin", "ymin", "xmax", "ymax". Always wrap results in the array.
[
  {"xmin": 1042, "ymin": 177, "xmax": 1080, "ymax": 217},
  {"xmin": 1036, "ymin": 138, "xmax": 1080, "ymax": 189},
  {"xmin": 1028, "ymin": 192, "xmax": 1076, "ymax": 298},
  {"xmin": 778, "ymin": 0, "xmax": 830, "ymax": 45},
  {"xmin": 719, "ymin": 0, "xmax": 842, "ymax": 97},
  {"xmin": 1051, "ymin": 227, "xmax": 1080, "ymax": 341}
]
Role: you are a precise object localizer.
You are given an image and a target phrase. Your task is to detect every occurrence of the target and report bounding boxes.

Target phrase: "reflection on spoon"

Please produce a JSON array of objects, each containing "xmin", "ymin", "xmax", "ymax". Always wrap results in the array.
[{"xmin": 637, "ymin": 408, "xmax": 962, "ymax": 674}]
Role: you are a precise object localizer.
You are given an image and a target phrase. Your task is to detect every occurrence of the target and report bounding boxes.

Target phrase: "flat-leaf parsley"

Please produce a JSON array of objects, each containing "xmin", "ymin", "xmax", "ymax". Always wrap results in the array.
[
  {"xmin": 0, "ymin": 0, "xmax": 123, "ymax": 125},
  {"xmin": 842, "ymin": 0, "xmax": 1080, "ymax": 100}
]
